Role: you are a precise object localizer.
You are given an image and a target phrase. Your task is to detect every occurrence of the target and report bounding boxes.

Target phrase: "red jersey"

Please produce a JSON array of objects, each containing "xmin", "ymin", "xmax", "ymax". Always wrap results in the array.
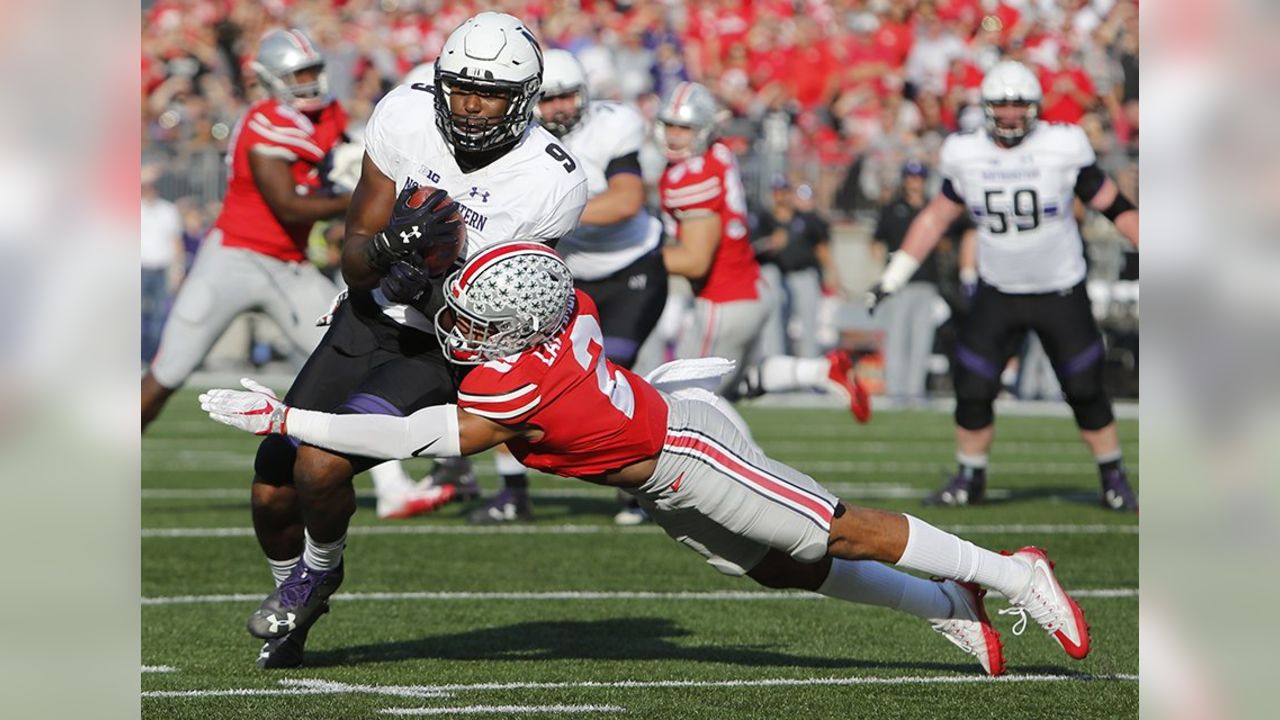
[
  {"xmin": 659, "ymin": 141, "xmax": 761, "ymax": 303},
  {"xmin": 457, "ymin": 291, "xmax": 669, "ymax": 478},
  {"xmin": 214, "ymin": 98, "xmax": 348, "ymax": 262}
]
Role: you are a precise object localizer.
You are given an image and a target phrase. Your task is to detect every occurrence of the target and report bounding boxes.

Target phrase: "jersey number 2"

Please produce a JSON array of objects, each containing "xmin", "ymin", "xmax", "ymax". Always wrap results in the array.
[{"xmin": 569, "ymin": 315, "xmax": 635, "ymax": 419}]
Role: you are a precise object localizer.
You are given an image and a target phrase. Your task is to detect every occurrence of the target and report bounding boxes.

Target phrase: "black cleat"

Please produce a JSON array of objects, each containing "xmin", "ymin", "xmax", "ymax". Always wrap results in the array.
[
  {"xmin": 467, "ymin": 489, "xmax": 535, "ymax": 524},
  {"xmin": 1101, "ymin": 467, "xmax": 1139, "ymax": 512},
  {"xmin": 256, "ymin": 603, "xmax": 327, "ymax": 669},
  {"xmin": 923, "ymin": 472, "xmax": 986, "ymax": 507},
  {"xmin": 247, "ymin": 561, "xmax": 344, "ymax": 640}
]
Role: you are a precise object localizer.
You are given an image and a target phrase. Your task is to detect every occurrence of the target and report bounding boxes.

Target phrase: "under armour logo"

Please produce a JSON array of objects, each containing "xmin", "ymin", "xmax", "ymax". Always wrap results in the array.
[
  {"xmin": 266, "ymin": 612, "xmax": 296, "ymax": 634},
  {"xmin": 468, "ymin": 187, "xmax": 490, "ymax": 203},
  {"xmin": 399, "ymin": 226, "xmax": 423, "ymax": 244}
]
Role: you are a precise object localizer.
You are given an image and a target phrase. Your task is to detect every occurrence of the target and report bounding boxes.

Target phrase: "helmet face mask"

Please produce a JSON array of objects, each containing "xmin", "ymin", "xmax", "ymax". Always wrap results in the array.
[
  {"xmin": 434, "ymin": 12, "xmax": 544, "ymax": 156},
  {"xmin": 656, "ymin": 82, "xmax": 721, "ymax": 161},
  {"xmin": 434, "ymin": 243, "xmax": 574, "ymax": 364},
  {"xmin": 980, "ymin": 61, "xmax": 1042, "ymax": 146},
  {"xmin": 250, "ymin": 29, "xmax": 331, "ymax": 113},
  {"xmin": 535, "ymin": 49, "xmax": 588, "ymax": 138}
]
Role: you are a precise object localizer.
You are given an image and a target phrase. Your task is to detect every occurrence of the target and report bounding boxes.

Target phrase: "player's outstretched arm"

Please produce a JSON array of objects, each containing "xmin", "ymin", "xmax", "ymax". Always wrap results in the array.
[
  {"xmin": 249, "ymin": 150, "xmax": 351, "ymax": 225},
  {"xmin": 340, "ymin": 153, "xmax": 399, "ymax": 290},
  {"xmin": 866, "ymin": 193, "xmax": 965, "ymax": 312},
  {"xmin": 200, "ymin": 379, "xmax": 520, "ymax": 459}
]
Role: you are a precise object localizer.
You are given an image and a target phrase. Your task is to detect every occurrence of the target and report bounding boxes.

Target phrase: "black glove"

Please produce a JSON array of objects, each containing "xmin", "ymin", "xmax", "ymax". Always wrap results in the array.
[
  {"xmin": 379, "ymin": 261, "xmax": 431, "ymax": 304},
  {"xmin": 364, "ymin": 184, "xmax": 463, "ymax": 274},
  {"xmin": 865, "ymin": 283, "xmax": 892, "ymax": 315}
]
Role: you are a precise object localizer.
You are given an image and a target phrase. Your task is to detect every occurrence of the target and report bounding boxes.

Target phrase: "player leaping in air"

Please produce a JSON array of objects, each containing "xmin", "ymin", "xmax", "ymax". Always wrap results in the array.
[{"xmin": 203, "ymin": 241, "xmax": 1093, "ymax": 676}]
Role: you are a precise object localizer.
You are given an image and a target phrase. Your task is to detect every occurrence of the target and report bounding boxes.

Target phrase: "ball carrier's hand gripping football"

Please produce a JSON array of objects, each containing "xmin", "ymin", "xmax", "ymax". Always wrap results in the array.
[{"xmin": 363, "ymin": 184, "xmax": 465, "ymax": 276}]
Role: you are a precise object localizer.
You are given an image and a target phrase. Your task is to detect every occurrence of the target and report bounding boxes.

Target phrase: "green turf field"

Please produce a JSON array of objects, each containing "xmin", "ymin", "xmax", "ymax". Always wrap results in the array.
[{"xmin": 142, "ymin": 391, "xmax": 1138, "ymax": 719}]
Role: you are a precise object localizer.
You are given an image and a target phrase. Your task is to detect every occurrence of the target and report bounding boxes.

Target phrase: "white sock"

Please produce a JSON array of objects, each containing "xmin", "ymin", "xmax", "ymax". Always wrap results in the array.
[
  {"xmin": 758, "ymin": 356, "xmax": 830, "ymax": 392},
  {"xmin": 1094, "ymin": 448, "xmax": 1123, "ymax": 464},
  {"xmin": 956, "ymin": 452, "xmax": 988, "ymax": 469},
  {"xmin": 818, "ymin": 559, "xmax": 952, "ymax": 619},
  {"xmin": 268, "ymin": 555, "xmax": 300, "ymax": 587},
  {"xmin": 302, "ymin": 530, "xmax": 346, "ymax": 571},
  {"xmin": 896, "ymin": 514, "xmax": 1030, "ymax": 599},
  {"xmin": 494, "ymin": 450, "xmax": 527, "ymax": 477},
  {"xmin": 370, "ymin": 462, "xmax": 414, "ymax": 500}
]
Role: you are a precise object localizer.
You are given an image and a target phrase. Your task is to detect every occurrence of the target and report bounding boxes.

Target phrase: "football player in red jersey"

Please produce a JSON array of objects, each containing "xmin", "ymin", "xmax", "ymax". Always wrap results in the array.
[
  {"xmin": 655, "ymin": 82, "xmax": 872, "ymax": 423},
  {"xmin": 141, "ymin": 28, "xmax": 352, "ymax": 431},
  {"xmin": 203, "ymin": 241, "xmax": 1095, "ymax": 676}
]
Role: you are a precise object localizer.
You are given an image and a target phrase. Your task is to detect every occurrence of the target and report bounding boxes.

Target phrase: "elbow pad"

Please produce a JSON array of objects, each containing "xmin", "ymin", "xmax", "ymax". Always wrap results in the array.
[{"xmin": 1101, "ymin": 193, "xmax": 1136, "ymax": 222}]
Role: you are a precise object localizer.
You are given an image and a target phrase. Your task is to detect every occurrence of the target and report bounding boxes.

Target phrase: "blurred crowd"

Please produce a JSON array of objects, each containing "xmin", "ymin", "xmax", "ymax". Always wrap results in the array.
[{"xmin": 142, "ymin": 0, "xmax": 1139, "ymax": 395}]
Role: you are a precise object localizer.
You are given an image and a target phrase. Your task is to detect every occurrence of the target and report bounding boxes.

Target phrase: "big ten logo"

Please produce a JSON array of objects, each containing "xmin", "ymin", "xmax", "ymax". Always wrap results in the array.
[{"xmin": 416, "ymin": 165, "xmax": 442, "ymax": 184}]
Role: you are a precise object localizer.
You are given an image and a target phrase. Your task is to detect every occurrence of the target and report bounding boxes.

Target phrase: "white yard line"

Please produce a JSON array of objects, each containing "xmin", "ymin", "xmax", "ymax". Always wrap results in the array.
[
  {"xmin": 141, "ymin": 522, "xmax": 1137, "ymax": 539},
  {"xmin": 142, "ymin": 587, "xmax": 1136, "ymax": 606},
  {"xmin": 142, "ymin": 665, "xmax": 176, "ymax": 673},
  {"xmin": 380, "ymin": 705, "xmax": 625, "ymax": 716},
  {"xmin": 143, "ymin": 673, "xmax": 1137, "ymax": 701}
]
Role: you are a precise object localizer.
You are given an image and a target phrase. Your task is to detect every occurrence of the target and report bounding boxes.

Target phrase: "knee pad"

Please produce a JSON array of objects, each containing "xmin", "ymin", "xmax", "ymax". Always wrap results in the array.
[
  {"xmin": 1061, "ymin": 372, "xmax": 1114, "ymax": 430},
  {"xmin": 953, "ymin": 349, "xmax": 999, "ymax": 430},
  {"xmin": 254, "ymin": 434, "xmax": 298, "ymax": 486}
]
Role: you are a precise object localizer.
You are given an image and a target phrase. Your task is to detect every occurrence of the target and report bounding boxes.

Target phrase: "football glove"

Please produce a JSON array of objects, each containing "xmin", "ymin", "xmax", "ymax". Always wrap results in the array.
[
  {"xmin": 199, "ymin": 378, "xmax": 290, "ymax": 436},
  {"xmin": 865, "ymin": 283, "xmax": 892, "ymax": 315},
  {"xmin": 380, "ymin": 260, "xmax": 431, "ymax": 304},
  {"xmin": 364, "ymin": 184, "xmax": 462, "ymax": 274}
]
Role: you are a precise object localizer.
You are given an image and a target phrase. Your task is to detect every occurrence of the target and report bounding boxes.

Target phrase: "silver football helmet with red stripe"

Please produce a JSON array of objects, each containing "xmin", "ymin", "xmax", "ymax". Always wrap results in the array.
[
  {"xmin": 655, "ymin": 81, "xmax": 722, "ymax": 161},
  {"xmin": 250, "ymin": 28, "xmax": 331, "ymax": 113},
  {"xmin": 435, "ymin": 242, "xmax": 574, "ymax": 363}
]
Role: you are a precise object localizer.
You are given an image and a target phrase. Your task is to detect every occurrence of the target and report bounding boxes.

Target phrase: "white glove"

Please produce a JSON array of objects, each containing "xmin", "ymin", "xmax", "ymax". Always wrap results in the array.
[
  {"xmin": 199, "ymin": 378, "xmax": 290, "ymax": 436},
  {"xmin": 325, "ymin": 142, "xmax": 364, "ymax": 194}
]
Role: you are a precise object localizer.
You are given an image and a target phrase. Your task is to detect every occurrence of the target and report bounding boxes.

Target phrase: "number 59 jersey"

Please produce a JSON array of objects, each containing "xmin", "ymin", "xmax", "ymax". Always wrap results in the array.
[
  {"xmin": 456, "ymin": 290, "xmax": 669, "ymax": 477},
  {"xmin": 940, "ymin": 123, "xmax": 1096, "ymax": 294}
]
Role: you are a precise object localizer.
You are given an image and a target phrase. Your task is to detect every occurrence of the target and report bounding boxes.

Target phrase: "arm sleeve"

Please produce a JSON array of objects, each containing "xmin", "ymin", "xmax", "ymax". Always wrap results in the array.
[
  {"xmin": 285, "ymin": 404, "xmax": 461, "ymax": 459},
  {"xmin": 604, "ymin": 151, "xmax": 643, "ymax": 178},
  {"xmin": 1073, "ymin": 163, "xmax": 1107, "ymax": 202}
]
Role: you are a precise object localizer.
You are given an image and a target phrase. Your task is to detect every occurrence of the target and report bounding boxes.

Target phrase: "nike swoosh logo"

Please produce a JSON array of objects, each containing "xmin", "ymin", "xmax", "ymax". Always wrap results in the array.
[
  {"xmin": 244, "ymin": 402, "xmax": 273, "ymax": 416},
  {"xmin": 412, "ymin": 438, "xmax": 440, "ymax": 457}
]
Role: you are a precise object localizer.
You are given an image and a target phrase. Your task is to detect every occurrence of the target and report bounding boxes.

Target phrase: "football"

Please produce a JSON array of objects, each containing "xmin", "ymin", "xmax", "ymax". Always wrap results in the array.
[{"xmin": 401, "ymin": 184, "xmax": 466, "ymax": 276}]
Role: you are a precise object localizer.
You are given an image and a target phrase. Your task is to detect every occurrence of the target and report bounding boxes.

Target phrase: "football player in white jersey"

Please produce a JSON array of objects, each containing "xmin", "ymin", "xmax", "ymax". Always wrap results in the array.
[
  {"xmin": 460, "ymin": 49, "xmax": 670, "ymax": 525},
  {"xmin": 867, "ymin": 61, "xmax": 1139, "ymax": 512},
  {"xmin": 244, "ymin": 12, "xmax": 587, "ymax": 669}
]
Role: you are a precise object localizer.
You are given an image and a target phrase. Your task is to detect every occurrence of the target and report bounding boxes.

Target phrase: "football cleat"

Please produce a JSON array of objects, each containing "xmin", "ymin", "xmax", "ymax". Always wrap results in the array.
[
  {"xmin": 613, "ymin": 501, "xmax": 650, "ymax": 527},
  {"xmin": 378, "ymin": 485, "xmax": 458, "ymax": 520},
  {"xmin": 467, "ymin": 488, "xmax": 534, "ymax": 525},
  {"xmin": 923, "ymin": 472, "xmax": 986, "ymax": 507},
  {"xmin": 417, "ymin": 457, "xmax": 482, "ymax": 501},
  {"xmin": 247, "ymin": 561, "xmax": 344, "ymax": 640},
  {"xmin": 256, "ymin": 603, "xmax": 327, "ymax": 670},
  {"xmin": 998, "ymin": 546, "xmax": 1091, "ymax": 660},
  {"xmin": 1100, "ymin": 467, "xmax": 1139, "ymax": 512},
  {"xmin": 824, "ymin": 350, "xmax": 872, "ymax": 423},
  {"xmin": 929, "ymin": 579, "xmax": 1005, "ymax": 676}
]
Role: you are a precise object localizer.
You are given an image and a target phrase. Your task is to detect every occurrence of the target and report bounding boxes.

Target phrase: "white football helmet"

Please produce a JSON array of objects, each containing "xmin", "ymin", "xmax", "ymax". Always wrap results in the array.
[
  {"xmin": 534, "ymin": 49, "xmax": 588, "ymax": 138},
  {"xmin": 402, "ymin": 61, "xmax": 435, "ymax": 88},
  {"xmin": 436, "ymin": 242, "xmax": 575, "ymax": 363},
  {"xmin": 249, "ymin": 28, "xmax": 331, "ymax": 113},
  {"xmin": 980, "ymin": 60, "xmax": 1042, "ymax": 145},
  {"xmin": 655, "ymin": 81, "xmax": 723, "ymax": 161},
  {"xmin": 434, "ymin": 12, "xmax": 544, "ymax": 154}
]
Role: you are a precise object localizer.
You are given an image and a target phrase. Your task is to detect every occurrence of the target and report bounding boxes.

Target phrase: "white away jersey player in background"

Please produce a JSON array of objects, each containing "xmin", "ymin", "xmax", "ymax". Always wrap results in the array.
[
  {"xmin": 867, "ymin": 60, "xmax": 1140, "ymax": 512},
  {"xmin": 203, "ymin": 241, "xmax": 1099, "ymax": 679}
]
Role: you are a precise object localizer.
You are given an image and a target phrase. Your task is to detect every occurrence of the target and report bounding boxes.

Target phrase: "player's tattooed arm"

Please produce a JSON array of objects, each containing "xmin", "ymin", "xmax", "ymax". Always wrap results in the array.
[
  {"xmin": 341, "ymin": 153, "xmax": 399, "ymax": 290},
  {"xmin": 249, "ymin": 150, "xmax": 350, "ymax": 225}
]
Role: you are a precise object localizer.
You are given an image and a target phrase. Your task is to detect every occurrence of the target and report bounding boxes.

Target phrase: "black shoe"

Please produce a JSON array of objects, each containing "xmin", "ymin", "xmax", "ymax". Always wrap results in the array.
[
  {"xmin": 256, "ymin": 603, "xmax": 327, "ymax": 669},
  {"xmin": 467, "ymin": 489, "xmax": 534, "ymax": 524},
  {"xmin": 1100, "ymin": 468, "xmax": 1139, "ymax": 512},
  {"xmin": 247, "ymin": 561, "xmax": 344, "ymax": 639},
  {"xmin": 923, "ymin": 472, "xmax": 986, "ymax": 507}
]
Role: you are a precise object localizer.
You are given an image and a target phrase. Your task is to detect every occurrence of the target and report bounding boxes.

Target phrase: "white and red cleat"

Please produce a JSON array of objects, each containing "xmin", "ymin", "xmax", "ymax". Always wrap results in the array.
[
  {"xmin": 999, "ymin": 546, "xmax": 1091, "ymax": 660},
  {"xmin": 377, "ymin": 484, "xmax": 458, "ymax": 520},
  {"xmin": 930, "ymin": 579, "xmax": 1006, "ymax": 676},
  {"xmin": 825, "ymin": 350, "xmax": 871, "ymax": 424}
]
